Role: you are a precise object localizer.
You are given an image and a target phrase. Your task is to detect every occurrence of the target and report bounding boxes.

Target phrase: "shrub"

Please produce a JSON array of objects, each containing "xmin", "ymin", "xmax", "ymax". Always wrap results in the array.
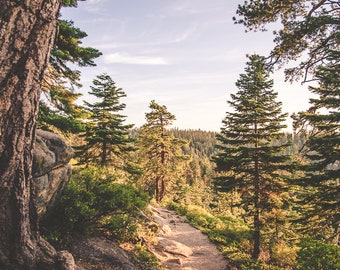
[
  {"xmin": 41, "ymin": 166, "xmax": 150, "ymax": 244},
  {"xmin": 270, "ymin": 242, "xmax": 298, "ymax": 269},
  {"xmin": 297, "ymin": 238, "xmax": 340, "ymax": 270},
  {"xmin": 134, "ymin": 243, "xmax": 160, "ymax": 269},
  {"xmin": 237, "ymin": 258, "xmax": 281, "ymax": 270}
]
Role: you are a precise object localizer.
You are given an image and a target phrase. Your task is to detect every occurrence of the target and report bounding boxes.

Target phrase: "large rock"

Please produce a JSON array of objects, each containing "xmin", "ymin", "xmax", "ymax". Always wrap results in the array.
[
  {"xmin": 32, "ymin": 129, "xmax": 73, "ymax": 216},
  {"xmin": 157, "ymin": 238, "xmax": 193, "ymax": 257},
  {"xmin": 69, "ymin": 237, "xmax": 139, "ymax": 270}
]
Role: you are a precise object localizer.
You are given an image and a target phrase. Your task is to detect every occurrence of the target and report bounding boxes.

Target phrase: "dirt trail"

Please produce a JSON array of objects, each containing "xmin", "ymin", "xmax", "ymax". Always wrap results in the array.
[{"xmin": 150, "ymin": 206, "xmax": 228, "ymax": 270}]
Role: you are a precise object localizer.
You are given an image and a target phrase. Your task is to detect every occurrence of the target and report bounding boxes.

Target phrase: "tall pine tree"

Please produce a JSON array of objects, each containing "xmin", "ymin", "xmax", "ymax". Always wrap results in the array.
[
  {"xmin": 293, "ymin": 46, "xmax": 339, "ymax": 241},
  {"xmin": 139, "ymin": 100, "xmax": 188, "ymax": 202},
  {"xmin": 212, "ymin": 54, "xmax": 291, "ymax": 260},
  {"xmin": 77, "ymin": 74, "xmax": 135, "ymax": 169}
]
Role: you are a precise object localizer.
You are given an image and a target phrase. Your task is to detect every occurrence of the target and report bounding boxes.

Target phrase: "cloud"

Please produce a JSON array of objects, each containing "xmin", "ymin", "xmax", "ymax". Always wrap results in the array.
[
  {"xmin": 94, "ymin": 24, "xmax": 197, "ymax": 49},
  {"xmin": 86, "ymin": 0, "xmax": 105, "ymax": 3},
  {"xmin": 161, "ymin": 0, "xmax": 232, "ymax": 17},
  {"xmin": 103, "ymin": 53, "xmax": 169, "ymax": 65},
  {"xmin": 171, "ymin": 23, "xmax": 198, "ymax": 43}
]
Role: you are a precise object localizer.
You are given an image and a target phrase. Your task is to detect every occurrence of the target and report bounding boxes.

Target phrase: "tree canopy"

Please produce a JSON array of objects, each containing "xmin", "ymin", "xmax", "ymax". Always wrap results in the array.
[
  {"xmin": 234, "ymin": 0, "xmax": 340, "ymax": 81},
  {"xmin": 39, "ymin": 19, "xmax": 102, "ymax": 134}
]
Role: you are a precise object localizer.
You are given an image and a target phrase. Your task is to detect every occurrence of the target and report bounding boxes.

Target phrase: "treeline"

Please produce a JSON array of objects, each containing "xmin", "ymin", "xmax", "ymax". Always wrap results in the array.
[{"xmin": 172, "ymin": 128, "xmax": 217, "ymax": 157}]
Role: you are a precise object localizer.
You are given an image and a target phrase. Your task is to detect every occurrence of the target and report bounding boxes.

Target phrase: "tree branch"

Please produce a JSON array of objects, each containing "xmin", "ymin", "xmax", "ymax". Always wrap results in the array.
[{"xmin": 307, "ymin": 0, "xmax": 327, "ymax": 17}]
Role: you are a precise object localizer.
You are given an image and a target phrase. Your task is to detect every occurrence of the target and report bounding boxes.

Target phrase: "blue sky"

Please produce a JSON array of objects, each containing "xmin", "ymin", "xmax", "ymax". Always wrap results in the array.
[{"xmin": 61, "ymin": 0, "xmax": 311, "ymax": 131}]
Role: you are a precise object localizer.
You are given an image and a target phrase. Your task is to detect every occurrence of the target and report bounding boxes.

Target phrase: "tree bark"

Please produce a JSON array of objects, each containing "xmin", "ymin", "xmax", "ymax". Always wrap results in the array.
[
  {"xmin": 252, "ymin": 118, "xmax": 261, "ymax": 260},
  {"xmin": 0, "ymin": 1, "xmax": 62, "ymax": 269},
  {"xmin": 252, "ymin": 209, "xmax": 261, "ymax": 260},
  {"xmin": 101, "ymin": 138, "xmax": 108, "ymax": 166},
  {"xmin": 252, "ymin": 157, "xmax": 261, "ymax": 260},
  {"xmin": 155, "ymin": 176, "xmax": 161, "ymax": 203}
]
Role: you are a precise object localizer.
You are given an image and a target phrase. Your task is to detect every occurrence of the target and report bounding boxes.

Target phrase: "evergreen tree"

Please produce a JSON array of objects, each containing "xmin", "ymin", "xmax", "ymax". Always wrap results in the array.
[
  {"xmin": 234, "ymin": 0, "xmax": 339, "ymax": 243},
  {"xmin": 78, "ymin": 74, "xmax": 135, "ymax": 169},
  {"xmin": 39, "ymin": 19, "xmax": 102, "ymax": 134},
  {"xmin": 212, "ymin": 54, "xmax": 291, "ymax": 260},
  {"xmin": 292, "ymin": 46, "xmax": 340, "ymax": 241},
  {"xmin": 234, "ymin": 0, "xmax": 339, "ymax": 82},
  {"xmin": 139, "ymin": 100, "xmax": 188, "ymax": 202}
]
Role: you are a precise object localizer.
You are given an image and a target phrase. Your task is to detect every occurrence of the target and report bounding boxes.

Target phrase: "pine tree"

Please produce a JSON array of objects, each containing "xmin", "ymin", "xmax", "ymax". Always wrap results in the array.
[
  {"xmin": 212, "ymin": 54, "xmax": 291, "ymax": 260},
  {"xmin": 234, "ymin": 0, "xmax": 339, "ymax": 82},
  {"xmin": 292, "ymin": 46, "xmax": 339, "ymax": 241},
  {"xmin": 78, "ymin": 74, "xmax": 135, "ymax": 169},
  {"xmin": 39, "ymin": 19, "xmax": 102, "ymax": 134},
  {"xmin": 139, "ymin": 100, "xmax": 188, "ymax": 202}
]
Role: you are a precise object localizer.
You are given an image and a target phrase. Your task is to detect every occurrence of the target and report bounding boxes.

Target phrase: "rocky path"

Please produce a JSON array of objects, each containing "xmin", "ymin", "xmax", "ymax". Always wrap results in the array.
[{"xmin": 150, "ymin": 206, "xmax": 228, "ymax": 270}]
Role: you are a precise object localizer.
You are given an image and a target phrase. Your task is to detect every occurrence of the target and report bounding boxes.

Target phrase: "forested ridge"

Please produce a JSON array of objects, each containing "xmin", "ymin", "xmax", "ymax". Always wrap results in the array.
[{"xmin": 0, "ymin": 0, "xmax": 339, "ymax": 269}]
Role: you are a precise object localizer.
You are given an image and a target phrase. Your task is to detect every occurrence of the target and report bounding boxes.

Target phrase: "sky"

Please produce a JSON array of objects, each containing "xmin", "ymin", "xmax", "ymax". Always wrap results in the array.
[{"xmin": 61, "ymin": 0, "xmax": 312, "ymax": 132}]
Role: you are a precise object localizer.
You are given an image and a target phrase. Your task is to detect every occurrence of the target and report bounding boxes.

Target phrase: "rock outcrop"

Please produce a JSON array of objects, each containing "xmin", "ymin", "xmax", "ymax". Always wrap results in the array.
[
  {"xmin": 69, "ymin": 237, "xmax": 139, "ymax": 270},
  {"xmin": 32, "ymin": 129, "xmax": 73, "ymax": 216},
  {"xmin": 157, "ymin": 238, "xmax": 193, "ymax": 257}
]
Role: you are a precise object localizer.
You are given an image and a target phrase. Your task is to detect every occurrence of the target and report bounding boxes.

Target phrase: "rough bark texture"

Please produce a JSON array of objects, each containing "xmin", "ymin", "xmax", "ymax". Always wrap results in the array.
[
  {"xmin": 0, "ymin": 0, "xmax": 62, "ymax": 269},
  {"xmin": 252, "ymin": 157, "xmax": 261, "ymax": 260}
]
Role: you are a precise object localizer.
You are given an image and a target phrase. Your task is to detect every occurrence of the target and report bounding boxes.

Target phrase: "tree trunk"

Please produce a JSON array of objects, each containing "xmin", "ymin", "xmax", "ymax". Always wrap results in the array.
[
  {"xmin": 158, "ymin": 144, "xmax": 166, "ymax": 202},
  {"xmin": 252, "ymin": 157, "xmax": 261, "ymax": 260},
  {"xmin": 0, "ymin": 1, "xmax": 62, "ymax": 269},
  {"xmin": 252, "ymin": 209, "xmax": 261, "ymax": 260},
  {"xmin": 155, "ymin": 175, "xmax": 162, "ymax": 203},
  {"xmin": 159, "ymin": 176, "xmax": 166, "ymax": 202},
  {"xmin": 252, "ymin": 119, "xmax": 261, "ymax": 260},
  {"xmin": 101, "ymin": 140, "xmax": 107, "ymax": 166}
]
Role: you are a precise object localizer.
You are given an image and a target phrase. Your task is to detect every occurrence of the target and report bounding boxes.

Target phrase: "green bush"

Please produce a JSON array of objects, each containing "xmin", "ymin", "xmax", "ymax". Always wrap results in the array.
[
  {"xmin": 167, "ymin": 201, "xmax": 188, "ymax": 216},
  {"xmin": 134, "ymin": 243, "xmax": 160, "ymax": 269},
  {"xmin": 270, "ymin": 242, "xmax": 298, "ymax": 269},
  {"xmin": 297, "ymin": 238, "xmax": 340, "ymax": 270},
  {"xmin": 102, "ymin": 214, "xmax": 138, "ymax": 242},
  {"xmin": 41, "ymin": 166, "xmax": 150, "ymax": 244},
  {"xmin": 237, "ymin": 258, "xmax": 281, "ymax": 270}
]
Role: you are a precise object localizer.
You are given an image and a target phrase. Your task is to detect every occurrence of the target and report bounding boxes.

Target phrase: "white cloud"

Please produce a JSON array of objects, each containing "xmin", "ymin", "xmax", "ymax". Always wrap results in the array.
[
  {"xmin": 86, "ymin": 0, "xmax": 105, "ymax": 3},
  {"xmin": 103, "ymin": 53, "xmax": 169, "ymax": 65},
  {"xmin": 77, "ymin": 0, "xmax": 108, "ymax": 14},
  {"xmin": 171, "ymin": 23, "xmax": 198, "ymax": 43}
]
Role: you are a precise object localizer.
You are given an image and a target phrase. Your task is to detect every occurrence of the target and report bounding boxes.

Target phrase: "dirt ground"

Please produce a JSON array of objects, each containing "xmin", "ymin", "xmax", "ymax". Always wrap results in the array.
[{"xmin": 150, "ymin": 206, "xmax": 229, "ymax": 270}]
